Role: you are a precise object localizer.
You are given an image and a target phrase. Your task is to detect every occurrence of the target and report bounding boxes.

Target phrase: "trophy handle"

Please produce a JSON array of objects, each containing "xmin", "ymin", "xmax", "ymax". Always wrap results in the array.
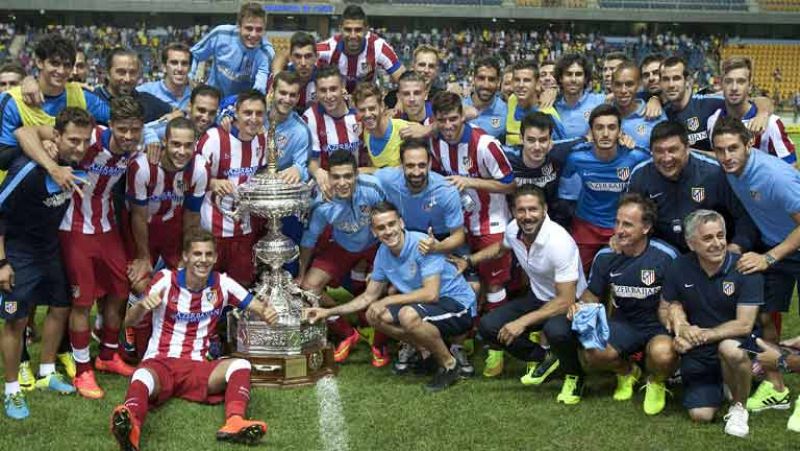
[{"xmin": 215, "ymin": 190, "xmax": 243, "ymax": 220}]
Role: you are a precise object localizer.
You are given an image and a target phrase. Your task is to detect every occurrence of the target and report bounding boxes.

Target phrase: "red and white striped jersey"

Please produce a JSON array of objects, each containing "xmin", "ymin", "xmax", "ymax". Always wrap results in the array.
[
  {"xmin": 316, "ymin": 32, "xmax": 402, "ymax": 93},
  {"xmin": 302, "ymin": 104, "xmax": 364, "ymax": 169},
  {"xmin": 707, "ymin": 106, "xmax": 797, "ymax": 163},
  {"xmin": 196, "ymin": 126, "xmax": 267, "ymax": 238},
  {"xmin": 59, "ymin": 126, "xmax": 137, "ymax": 234},
  {"xmin": 127, "ymin": 152, "xmax": 210, "ymax": 224},
  {"xmin": 429, "ymin": 124, "xmax": 514, "ymax": 236},
  {"xmin": 143, "ymin": 268, "xmax": 253, "ymax": 362}
]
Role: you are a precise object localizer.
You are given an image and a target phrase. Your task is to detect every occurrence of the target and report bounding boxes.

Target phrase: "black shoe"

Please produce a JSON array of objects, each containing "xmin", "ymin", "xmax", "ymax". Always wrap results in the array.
[
  {"xmin": 424, "ymin": 361, "xmax": 462, "ymax": 393},
  {"xmin": 450, "ymin": 344, "xmax": 475, "ymax": 378},
  {"xmin": 413, "ymin": 356, "xmax": 438, "ymax": 376}
]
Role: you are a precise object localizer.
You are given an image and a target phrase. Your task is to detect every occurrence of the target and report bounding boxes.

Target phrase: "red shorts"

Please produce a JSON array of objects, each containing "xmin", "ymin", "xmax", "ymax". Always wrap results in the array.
[
  {"xmin": 311, "ymin": 239, "xmax": 377, "ymax": 284},
  {"xmin": 140, "ymin": 357, "xmax": 225, "ymax": 406},
  {"xmin": 215, "ymin": 234, "xmax": 256, "ymax": 287},
  {"xmin": 572, "ymin": 216, "xmax": 614, "ymax": 272},
  {"xmin": 148, "ymin": 219, "xmax": 183, "ymax": 269},
  {"xmin": 59, "ymin": 230, "xmax": 130, "ymax": 308},
  {"xmin": 467, "ymin": 233, "xmax": 511, "ymax": 286}
]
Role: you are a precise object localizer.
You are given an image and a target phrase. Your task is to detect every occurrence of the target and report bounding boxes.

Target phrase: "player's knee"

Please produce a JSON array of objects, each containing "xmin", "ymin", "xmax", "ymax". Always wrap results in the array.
[
  {"xmin": 688, "ymin": 408, "xmax": 715, "ymax": 423},
  {"xmin": 398, "ymin": 307, "xmax": 421, "ymax": 329},
  {"xmin": 3, "ymin": 317, "xmax": 27, "ymax": 333},
  {"xmin": 647, "ymin": 338, "xmax": 676, "ymax": 365},
  {"xmin": 583, "ymin": 348, "xmax": 614, "ymax": 367},
  {"xmin": 131, "ymin": 368, "xmax": 157, "ymax": 396},
  {"xmin": 718, "ymin": 340, "xmax": 747, "ymax": 363},
  {"xmin": 541, "ymin": 317, "xmax": 572, "ymax": 344},
  {"xmin": 477, "ymin": 316, "xmax": 497, "ymax": 342},
  {"xmin": 225, "ymin": 358, "xmax": 252, "ymax": 381}
]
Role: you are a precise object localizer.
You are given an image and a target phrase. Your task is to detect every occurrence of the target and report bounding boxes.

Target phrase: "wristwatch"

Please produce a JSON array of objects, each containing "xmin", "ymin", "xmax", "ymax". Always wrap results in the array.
[
  {"xmin": 778, "ymin": 354, "xmax": 792, "ymax": 374},
  {"xmin": 465, "ymin": 255, "xmax": 473, "ymax": 269},
  {"xmin": 765, "ymin": 253, "xmax": 777, "ymax": 267}
]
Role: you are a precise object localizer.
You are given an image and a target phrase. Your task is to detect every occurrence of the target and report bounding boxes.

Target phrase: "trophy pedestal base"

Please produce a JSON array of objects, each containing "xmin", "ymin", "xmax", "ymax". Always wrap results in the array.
[{"xmin": 231, "ymin": 345, "xmax": 337, "ymax": 388}]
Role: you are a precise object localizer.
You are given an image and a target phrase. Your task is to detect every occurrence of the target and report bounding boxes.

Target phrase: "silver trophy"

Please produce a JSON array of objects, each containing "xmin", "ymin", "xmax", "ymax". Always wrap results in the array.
[{"xmin": 219, "ymin": 118, "xmax": 336, "ymax": 387}]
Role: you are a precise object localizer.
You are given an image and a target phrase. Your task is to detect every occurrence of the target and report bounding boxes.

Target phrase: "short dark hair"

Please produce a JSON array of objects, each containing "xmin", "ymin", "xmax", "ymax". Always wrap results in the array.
[
  {"xmin": 712, "ymin": 115, "xmax": 752, "ymax": 147},
  {"xmin": 316, "ymin": 64, "xmax": 343, "ymax": 84},
  {"xmin": 238, "ymin": 1, "xmax": 266, "ymax": 24},
  {"xmin": 604, "ymin": 51, "xmax": 630, "ymax": 65},
  {"xmin": 342, "ymin": 5, "xmax": 367, "ymax": 22},
  {"xmin": 512, "ymin": 184, "xmax": 547, "ymax": 209},
  {"xmin": 660, "ymin": 56, "xmax": 690, "ymax": 79},
  {"xmin": 161, "ymin": 42, "xmax": 192, "ymax": 66},
  {"xmin": 235, "ymin": 89, "xmax": 266, "ymax": 110},
  {"xmin": 369, "ymin": 201, "xmax": 400, "ymax": 220},
  {"xmin": 555, "ymin": 54, "xmax": 591, "ymax": 89},
  {"xmin": 190, "ymin": 84, "xmax": 222, "ymax": 105},
  {"xmin": 55, "ymin": 107, "xmax": 95, "ymax": 133},
  {"xmin": 650, "ymin": 120, "xmax": 689, "ymax": 148},
  {"xmin": 618, "ymin": 193, "xmax": 657, "ymax": 232},
  {"xmin": 721, "ymin": 56, "xmax": 753, "ymax": 80},
  {"xmin": 520, "ymin": 112, "xmax": 555, "ymax": 136},
  {"xmin": 399, "ymin": 138, "xmax": 429, "ymax": 162},
  {"xmin": 165, "ymin": 117, "xmax": 197, "ymax": 141},
  {"xmin": 34, "ymin": 34, "xmax": 76, "ymax": 66},
  {"xmin": 640, "ymin": 53, "xmax": 664, "ymax": 72},
  {"xmin": 397, "ymin": 70, "xmax": 427, "ymax": 86},
  {"xmin": 612, "ymin": 61, "xmax": 640, "ymax": 82},
  {"xmin": 273, "ymin": 71, "xmax": 302, "ymax": 90},
  {"xmin": 105, "ymin": 47, "xmax": 139, "ymax": 72},
  {"xmin": 183, "ymin": 228, "xmax": 216, "ymax": 253},
  {"xmin": 589, "ymin": 104, "xmax": 621, "ymax": 128},
  {"xmin": 290, "ymin": 32, "xmax": 316, "ymax": 53},
  {"xmin": 0, "ymin": 62, "xmax": 26, "ymax": 78},
  {"xmin": 110, "ymin": 96, "xmax": 145, "ymax": 122},
  {"xmin": 431, "ymin": 91, "xmax": 463, "ymax": 116},
  {"xmin": 474, "ymin": 57, "xmax": 501, "ymax": 78},
  {"xmin": 512, "ymin": 60, "xmax": 538, "ymax": 79},
  {"xmin": 328, "ymin": 150, "xmax": 357, "ymax": 172}
]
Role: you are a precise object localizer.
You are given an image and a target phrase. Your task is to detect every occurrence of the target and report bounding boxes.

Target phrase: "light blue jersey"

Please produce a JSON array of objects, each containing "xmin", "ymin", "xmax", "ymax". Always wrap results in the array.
[
  {"xmin": 301, "ymin": 174, "xmax": 386, "ymax": 252},
  {"xmin": 619, "ymin": 99, "xmax": 666, "ymax": 151},
  {"xmin": 464, "ymin": 94, "xmax": 507, "ymax": 139},
  {"xmin": 373, "ymin": 167, "xmax": 463, "ymax": 236},
  {"xmin": 726, "ymin": 149, "xmax": 800, "ymax": 247},
  {"xmin": 371, "ymin": 230, "xmax": 476, "ymax": 315},
  {"xmin": 190, "ymin": 24, "xmax": 274, "ymax": 97},
  {"xmin": 136, "ymin": 80, "xmax": 191, "ymax": 111},
  {"xmin": 555, "ymin": 91, "xmax": 606, "ymax": 139},
  {"xmin": 265, "ymin": 111, "xmax": 311, "ymax": 182}
]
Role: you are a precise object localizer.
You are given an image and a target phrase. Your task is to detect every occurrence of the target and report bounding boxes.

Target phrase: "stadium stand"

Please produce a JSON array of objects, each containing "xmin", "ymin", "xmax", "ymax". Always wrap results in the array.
[
  {"xmin": 598, "ymin": 0, "xmax": 746, "ymax": 10},
  {"xmin": 759, "ymin": 0, "xmax": 800, "ymax": 11}
]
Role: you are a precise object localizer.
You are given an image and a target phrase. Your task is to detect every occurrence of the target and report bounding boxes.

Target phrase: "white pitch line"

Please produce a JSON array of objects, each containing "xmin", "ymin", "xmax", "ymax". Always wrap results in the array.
[{"xmin": 315, "ymin": 376, "xmax": 350, "ymax": 451}]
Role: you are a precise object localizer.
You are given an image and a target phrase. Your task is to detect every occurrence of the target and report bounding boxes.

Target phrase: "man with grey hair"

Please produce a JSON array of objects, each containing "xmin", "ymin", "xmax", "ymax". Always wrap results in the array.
[{"xmin": 661, "ymin": 209, "xmax": 763, "ymax": 437}]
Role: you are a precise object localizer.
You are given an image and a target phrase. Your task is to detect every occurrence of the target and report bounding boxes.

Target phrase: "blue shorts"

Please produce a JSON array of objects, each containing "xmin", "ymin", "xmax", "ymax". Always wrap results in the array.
[
  {"xmin": 387, "ymin": 296, "xmax": 473, "ymax": 338},
  {"xmin": 680, "ymin": 344, "xmax": 723, "ymax": 410},
  {"xmin": 0, "ymin": 248, "xmax": 70, "ymax": 320},
  {"xmin": 608, "ymin": 317, "xmax": 669, "ymax": 359}
]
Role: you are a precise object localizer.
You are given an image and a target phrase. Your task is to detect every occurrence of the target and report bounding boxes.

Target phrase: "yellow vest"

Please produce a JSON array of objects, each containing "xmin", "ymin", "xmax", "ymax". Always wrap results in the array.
[
  {"xmin": 364, "ymin": 118, "xmax": 408, "ymax": 168},
  {"xmin": 8, "ymin": 82, "xmax": 87, "ymax": 127},
  {"xmin": 505, "ymin": 94, "xmax": 560, "ymax": 146}
]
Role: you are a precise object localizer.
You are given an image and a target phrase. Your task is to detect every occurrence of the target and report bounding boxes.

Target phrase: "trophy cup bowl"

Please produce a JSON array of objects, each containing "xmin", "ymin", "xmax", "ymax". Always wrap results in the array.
[{"xmin": 217, "ymin": 132, "xmax": 336, "ymax": 388}]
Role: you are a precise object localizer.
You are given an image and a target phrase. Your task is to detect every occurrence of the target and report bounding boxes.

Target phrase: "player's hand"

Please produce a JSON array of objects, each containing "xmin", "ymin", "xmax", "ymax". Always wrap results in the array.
[
  {"xmin": 146, "ymin": 142, "xmax": 163, "ymax": 165},
  {"xmin": 278, "ymin": 166, "xmax": 301, "ymax": 185},
  {"xmin": 780, "ymin": 336, "xmax": 800, "ymax": 350},
  {"xmin": 210, "ymin": 179, "xmax": 235, "ymax": 197},
  {"xmin": 747, "ymin": 112, "xmax": 769, "ymax": 136},
  {"xmin": 399, "ymin": 123, "xmax": 431, "ymax": 140},
  {"xmin": 755, "ymin": 338, "xmax": 781, "ymax": 371},
  {"xmin": 618, "ymin": 133, "xmax": 636, "ymax": 149},
  {"xmin": 260, "ymin": 305, "xmax": 279, "ymax": 325},
  {"xmin": 141, "ymin": 287, "xmax": 166, "ymax": 311},
  {"xmin": 447, "ymin": 254, "xmax": 470, "ymax": 275},
  {"xmin": 680, "ymin": 324, "xmax": 706, "ymax": 346},
  {"xmin": 736, "ymin": 252, "xmax": 770, "ymax": 274},
  {"xmin": 42, "ymin": 140, "xmax": 59, "ymax": 159},
  {"xmin": 673, "ymin": 336, "xmax": 693, "ymax": 354},
  {"xmin": 566, "ymin": 302, "xmax": 583, "ymax": 321},
  {"xmin": 219, "ymin": 115, "xmax": 234, "ymax": 133},
  {"xmin": 608, "ymin": 234, "xmax": 621, "ymax": 254},
  {"xmin": 21, "ymin": 76, "xmax": 43, "ymax": 107},
  {"xmin": 418, "ymin": 227, "xmax": 439, "ymax": 255},
  {"xmin": 463, "ymin": 105, "xmax": 479, "ymax": 121},
  {"xmin": 498, "ymin": 319, "xmax": 525, "ymax": 346},
  {"xmin": 304, "ymin": 307, "xmax": 329, "ymax": 324},
  {"xmin": 49, "ymin": 165, "xmax": 89, "ymax": 196},
  {"xmin": 313, "ymin": 168, "xmax": 332, "ymax": 200},
  {"xmin": 446, "ymin": 175, "xmax": 472, "ymax": 192},
  {"xmin": 538, "ymin": 87, "xmax": 558, "ymax": 110},
  {"xmin": 160, "ymin": 109, "xmax": 185, "ymax": 123},
  {"xmin": 727, "ymin": 243, "xmax": 743, "ymax": 254},
  {"xmin": 0, "ymin": 262, "xmax": 14, "ymax": 292},
  {"xmin": 366, "ymin": 301, "xmax": 388, "ymax": 324},
  {"xmin": 644, "ymin": 96, "xmax": 663, "ymax": 120},
  {"xmin": 127, "ymin": 258, "xmax": 153, "ymax": 284}
]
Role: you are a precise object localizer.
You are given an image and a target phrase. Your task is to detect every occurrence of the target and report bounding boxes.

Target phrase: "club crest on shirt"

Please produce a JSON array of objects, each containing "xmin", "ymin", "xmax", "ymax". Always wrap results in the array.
[
  {"xmin": 176, "ymin": 179, "xmax": 185, "ymax": 191},
  {"xmin": 723, "ymin": 281, "xmax": 735, "ymax": 296},
  {"xmin": 490, "ymin": 117, "xmax": 501, "ymax": 128},
  {"xmin": 360, "ymin": 61, "xmax": 368, "ymax": 71},
  {"xmin": 359, "ymin": 204, "xmax": 372, "ymax": 216},
  {"xmin": 617, "ymin": 167, "xmax": 631, "ymax": 181},
  {"xmin": 750, "ymin": 190, "xmax": 761, "ymax": 201},
  {"xmin": 423, "ymin": 196, "xmax": 437, "ymax": 211},
  {"xmin": 461, "ymin": 155, "xmax": 473, "ymax": 171},
  {"xmin": 636, "ymin": 124, "xmax": 646, "ymax": 136},
  {"xmin": 72, "ymin": 285, "xmax": 80, "ymax": 299},
  {"xmin": 277, "ymin": 134, "xmax": 288, "ymax": 150},
  {"xmin": 691, "ymin": 187, "xmax": 705, "ymax": 203},
  {"xmin": 584, "ymin": 110, "xmax": 591, "ymax": 120},
  {"xmin": 687, "ymin": 116, "xmax": 700, "ymax": 131},
  {"xmin": 205, "ymin": 291, "xmax": 217, "ymax": 305},
  {"xmin": 351, "ymin": 122, "xmax": 360, "ymax": 134},
  {"xmin": 640, "ymin": 269, "xmax": 656, "ymax": 286},
  {"xmin": 4, "ymin": 300, "xmax": 16, "ymax": 314},
  {"xmin": 541, "ymin": 163, "xmax": 554, "ymax": 176}
]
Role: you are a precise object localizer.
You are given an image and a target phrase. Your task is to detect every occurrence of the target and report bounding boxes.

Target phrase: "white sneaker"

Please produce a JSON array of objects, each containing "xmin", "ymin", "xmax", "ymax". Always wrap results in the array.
[{"xmin": 724, "ymin": 402, "xmax": 749, "ymax": 438}]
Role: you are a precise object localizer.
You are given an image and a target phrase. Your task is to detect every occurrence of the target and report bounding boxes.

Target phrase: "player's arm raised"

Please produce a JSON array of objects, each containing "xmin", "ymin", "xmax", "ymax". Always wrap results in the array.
[{"xmin": 124, "ymin": 287, "xmax": 166, "ymax": 328}]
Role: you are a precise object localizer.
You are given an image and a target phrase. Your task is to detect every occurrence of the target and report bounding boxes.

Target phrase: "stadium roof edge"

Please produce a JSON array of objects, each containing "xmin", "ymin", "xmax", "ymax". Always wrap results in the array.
[{"xmin": 4, "ymin": 1, "xmax": 800, "ymax": 25}]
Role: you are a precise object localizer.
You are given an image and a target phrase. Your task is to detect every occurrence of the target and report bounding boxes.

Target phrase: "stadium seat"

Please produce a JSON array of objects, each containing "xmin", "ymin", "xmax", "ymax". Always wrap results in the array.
[{"xmin": 759, "ymin": 0, "xmax": 800, "ymax": 12}]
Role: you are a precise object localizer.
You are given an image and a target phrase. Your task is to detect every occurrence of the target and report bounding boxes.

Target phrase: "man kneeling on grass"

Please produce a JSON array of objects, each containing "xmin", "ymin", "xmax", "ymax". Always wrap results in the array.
[
  {"xmin": 110, "ymin": 229, "xmax": 279, "ymax": 450},
  {"xmin": 306, "ymin": 201, "xmax": 477, "ymax": 392}
]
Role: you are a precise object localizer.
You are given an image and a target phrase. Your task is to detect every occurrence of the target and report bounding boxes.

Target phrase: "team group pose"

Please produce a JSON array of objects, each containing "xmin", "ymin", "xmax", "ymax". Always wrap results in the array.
[{"xmin": 2, "ymin": 2, "xmax": 800, "ymax": 449}]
